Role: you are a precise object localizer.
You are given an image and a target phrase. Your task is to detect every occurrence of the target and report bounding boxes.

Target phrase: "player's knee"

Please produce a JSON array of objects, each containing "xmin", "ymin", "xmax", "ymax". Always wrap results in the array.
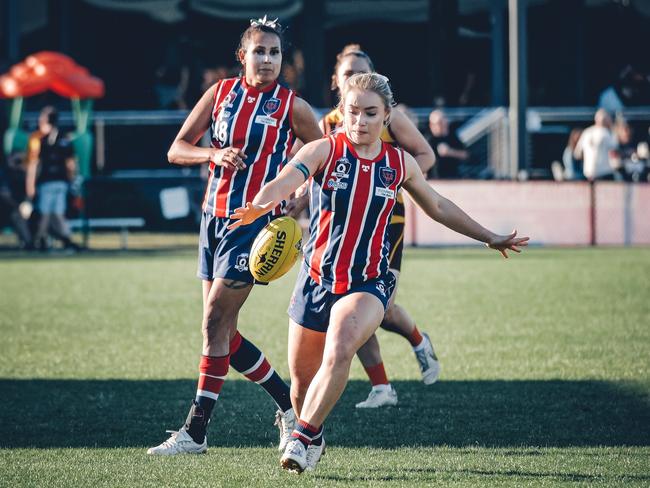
[
  {"xmin": 291, "ymin": 376, "xmax": 310, "ymax": 401},
  {"xmin": 324, "ymin": 340, "xmax": 355, "ymax": 369},
  {"xmin": 202, "ymin": 303, "xmax": 234, "ymax": 340}
]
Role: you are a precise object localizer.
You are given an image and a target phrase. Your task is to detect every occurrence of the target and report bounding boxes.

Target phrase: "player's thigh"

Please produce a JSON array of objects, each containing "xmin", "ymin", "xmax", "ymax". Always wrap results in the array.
[
  {"xmin": 326, "ymin": 292, "xmax": 385, "ymax": 361},
  {"xmin": 288, "ymin": 319, "xmax": 326, "ymax": 383},
  {"xmin": 202, "ymin": 280, "xmax": 213, "ymax": 310},
  {"xmin": 204, "ymin": 278, "xmax": 253, "ymax": 320}
]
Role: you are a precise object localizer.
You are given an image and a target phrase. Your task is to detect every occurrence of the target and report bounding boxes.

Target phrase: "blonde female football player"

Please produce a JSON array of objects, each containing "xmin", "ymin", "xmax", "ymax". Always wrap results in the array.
[
  {"xmin": 147, "ymin": 16, "xmax": 323, "ymax": 456},
  {"xmin": 288, "ymin": 44, "xmax": 440, "ymax": 409},
  {"xmin": 229, "ymin": 72, "xmax": 529, "ymax": 472}
]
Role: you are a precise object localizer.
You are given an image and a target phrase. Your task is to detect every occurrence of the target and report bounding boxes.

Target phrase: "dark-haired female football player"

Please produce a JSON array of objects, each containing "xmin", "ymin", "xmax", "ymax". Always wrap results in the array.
[{"xmin": 147, "ymin": 16, "xmax": 322, "ymax": 456}]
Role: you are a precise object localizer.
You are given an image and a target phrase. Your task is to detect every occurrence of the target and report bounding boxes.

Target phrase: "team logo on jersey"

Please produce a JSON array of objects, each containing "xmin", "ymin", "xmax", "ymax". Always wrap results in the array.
[
  {"xmin": 362, "ymin": 165, "xmax": 370, "ymax": 173},
  {"xmin": 379, "ymin": 167, "xmax": 396, "ymax": 187},
  {"xmin": 234, "ymin": 253, "xmax": 249, "ymax": 272},
  {"xmin": 332, "ymin": 158, "xmax": 351, "ymax": 179},
  {"xmin": 263, "ymin": 97, "xmax": 281, "ymax": 116}
]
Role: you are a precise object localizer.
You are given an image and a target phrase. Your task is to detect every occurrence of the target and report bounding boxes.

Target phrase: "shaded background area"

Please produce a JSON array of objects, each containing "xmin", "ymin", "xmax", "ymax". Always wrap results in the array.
[
  {"xmin": 2, "ymin": 0, "xmax": 650, "ymax": 110},
  {"xmin": 1, "ymin": 378, "xmax": 648, "ymax": 449}
]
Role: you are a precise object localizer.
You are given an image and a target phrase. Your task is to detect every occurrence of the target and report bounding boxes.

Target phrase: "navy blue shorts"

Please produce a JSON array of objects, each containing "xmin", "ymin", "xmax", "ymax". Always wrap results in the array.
[
  {"xmin": 197, "ymin": 212, "xmax": 272, "ymax": 283},
  {"xmin": 287, "ymin": 264, "xmax": 396, "ymax": 333}
]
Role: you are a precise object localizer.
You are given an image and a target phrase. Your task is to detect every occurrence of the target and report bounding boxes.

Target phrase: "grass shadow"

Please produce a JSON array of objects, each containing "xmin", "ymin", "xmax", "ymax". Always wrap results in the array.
[{"xmin": 0, "ymin": 378, "xmax": 648, "ymax": 449}]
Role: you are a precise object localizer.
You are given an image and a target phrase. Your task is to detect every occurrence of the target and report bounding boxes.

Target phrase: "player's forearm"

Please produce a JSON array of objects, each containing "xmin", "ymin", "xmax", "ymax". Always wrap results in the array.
[
  {"xmin": 25, "ymin": 164, "xmax": 37, "ymax": 199},
  {"xmin": 168, "ymin": 140, "xmax": 213, "ymax": 166},
  {"xmin": 252, "ymin": 169, "xmax": 303, "ymax": 210},
  {"xmin": 449, "ymin": 148, "xmax": 469, "ymax": 160},
  {"xmin": 433, "ymin": 196, "xmax": 496, "ymax": 243}
]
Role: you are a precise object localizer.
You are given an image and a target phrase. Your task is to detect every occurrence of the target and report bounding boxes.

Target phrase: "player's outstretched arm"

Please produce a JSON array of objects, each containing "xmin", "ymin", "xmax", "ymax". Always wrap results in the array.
[
  {"xmin": 402, "ymin": 153, "xmax": 529, "ymax": 258},
  {"xmin": 228, "ymin": 138, "xmax": 331, "ymax": 228}
]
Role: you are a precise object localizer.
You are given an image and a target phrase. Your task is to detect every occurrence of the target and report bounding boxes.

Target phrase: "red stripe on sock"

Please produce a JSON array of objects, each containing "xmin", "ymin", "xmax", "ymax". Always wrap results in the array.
[
  {"xmin": 297, "ymin": 419, "xmax": 320, "ymax": 433},
  {"xmin": 364, "ymin": 362, "xmax": 389, "ymax": 386},
  {"xmin": 245, "ymin": 359, "xmax": 272, "ymax": 383},
  {"xmin": 291, "ymin": 431, "xmax": 312, "ymax": 445},
  {"xmin": 408, "ymin": 326, "xmax": 423, "ymax": 347},
  {"xmin": 229, "ymin": 332, "xmax": 243, "ymax": 354},
  {"xmin": 197, "ymin": 355, "xmax": 229, "ymax": 395}
]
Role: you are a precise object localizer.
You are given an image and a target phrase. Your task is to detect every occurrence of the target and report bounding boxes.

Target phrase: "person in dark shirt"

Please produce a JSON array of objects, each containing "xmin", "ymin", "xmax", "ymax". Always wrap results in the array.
[
  {"xmin": 0, "ymin": 153, "xmax": 32, "ymax": 248},
  {"xmin": 425, "ymin": 109, "xmax": 469, "ymax": 179},
  {"xmin": 25, "ymin": 106, "xmax": 80, "ymax": 251}
]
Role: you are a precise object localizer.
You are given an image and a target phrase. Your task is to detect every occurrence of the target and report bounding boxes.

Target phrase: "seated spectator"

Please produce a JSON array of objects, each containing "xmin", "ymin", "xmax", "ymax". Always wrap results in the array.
[
  {"xmin": 552, "ymin": 128, "xmax": 584, "ymax": 181},
  {"xmin": 613, "ymin": 121, "xmax": 647, "ymax": 182},
  {"xmin": 574, "ymin": 109, "xmax": 618, "ymax": 181},
  {"xmin": 425, "ymin": 109, "xmax": 469, "ymax": 179}
]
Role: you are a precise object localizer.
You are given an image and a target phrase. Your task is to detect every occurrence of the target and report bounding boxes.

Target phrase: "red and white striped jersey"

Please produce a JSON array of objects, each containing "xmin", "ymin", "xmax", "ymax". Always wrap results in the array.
[
  {"xmin": 303, "ymin": 131, "xmax": 407, "ymax": 294},
  {"xmin": 203, "ymin": 77, "xmax": 295, "ymax": 217}
]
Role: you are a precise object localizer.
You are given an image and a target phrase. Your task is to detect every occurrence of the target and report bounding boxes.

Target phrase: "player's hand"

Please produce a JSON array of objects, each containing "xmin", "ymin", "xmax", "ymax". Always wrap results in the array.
[
  {"xmin": 227, "ymin": 201, "xmax": 275, "ymax": 229},
  {"xmin": 486, "ymin": 230, "xmax": 529, "ymax": 258},
  {"xmin": 213, "ymin": 147, "xmax": 247, "ymax": 171},
  {"xmin": 18, "ymin": 200, "xmax": 33, "ymax": 220},
  {"xmin": 437, "ymin": 142, "xmax": 450, "ymax": 157},
  {"xmin": 284, "ymin": 193, "xmax": 308, "ymax": 218}
]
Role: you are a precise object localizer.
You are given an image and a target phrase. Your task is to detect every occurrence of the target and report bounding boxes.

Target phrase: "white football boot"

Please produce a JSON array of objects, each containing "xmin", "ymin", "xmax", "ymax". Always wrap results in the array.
[
  {"xmin": 280, "ymin": 438, "xmax": 308, "ymax": 473},
  {"xmin": 414, "ymin": 332, "xmax": 441, "ymax": 385},
  {"xmin": 305, "ymin": 437, "xmax": 325, "ymax": 471},
  {"xmin": 146, "ymin": 428, "xmax": 207, "ymax": 455},
  {"xmin": 355, "ymin": 385, "xmax": 398, "ymax": 409},
  {"xmin": 275, "ymin": 408, "xmax": 296, "ymax": 452}
]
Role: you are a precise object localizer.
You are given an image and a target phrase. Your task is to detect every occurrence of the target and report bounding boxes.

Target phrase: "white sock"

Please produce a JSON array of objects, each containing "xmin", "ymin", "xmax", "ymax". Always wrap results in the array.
[
  {"xmin": 412, "ymin": 340, "xmax": 426, "ymax": 352},
  {"xmin": 372, "ymin": 383, "xmax": 391, "ymax": 393}
]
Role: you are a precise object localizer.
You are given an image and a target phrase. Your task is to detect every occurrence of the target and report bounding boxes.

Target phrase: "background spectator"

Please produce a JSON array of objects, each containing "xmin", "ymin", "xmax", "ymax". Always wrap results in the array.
[
  {"xmin": 0, "ymin": 152, "xmax": 32, "ymax": 249},
  {"xmin": 425, "ymin": 109, "xmax": 469, "ymax": 179},
  {"xmin": 573, "ymin": 109, "xmax": 618, "ymax": 181},
  {"xmin": 598, "ymin": 65, "xmax": 650, "ymax": 115},
  {"xmin": 25, "ymin": 106, "xmax": 81, "ymax": 251},
  {"xmin": 552, "ymin": 128, "xmax": 584, "ymax": 181}
]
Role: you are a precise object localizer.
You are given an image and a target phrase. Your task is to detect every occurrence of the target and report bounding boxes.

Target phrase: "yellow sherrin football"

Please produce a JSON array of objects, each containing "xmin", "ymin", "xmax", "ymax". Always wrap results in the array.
[{"xmin": 250, "ymin": 216, "xmax": 303, "ymax": 283}]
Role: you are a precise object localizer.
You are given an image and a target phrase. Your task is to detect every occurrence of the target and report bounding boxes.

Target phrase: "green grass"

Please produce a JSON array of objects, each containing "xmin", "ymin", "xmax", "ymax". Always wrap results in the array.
[{"xmin": 1, "ymin": 247, "xmax": 649, "ymax": 487}]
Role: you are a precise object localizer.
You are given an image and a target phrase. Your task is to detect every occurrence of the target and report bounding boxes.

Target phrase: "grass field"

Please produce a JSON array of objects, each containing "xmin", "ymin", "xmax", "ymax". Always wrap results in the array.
[{"xmin": 1, "ymin": 247, "xmax": 649, "ymax": 487}]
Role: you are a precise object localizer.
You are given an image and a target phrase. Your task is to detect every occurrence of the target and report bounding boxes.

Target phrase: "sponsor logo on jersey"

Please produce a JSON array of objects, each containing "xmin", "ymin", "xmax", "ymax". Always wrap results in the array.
[
  {"xmin": 327, "ymin": 179, "xmax": 348, "ymax": 190},
  {"xmin": 362, "ymin": 164, "xmax": 370, "ymax": 173},
  {"xmin": 255, "ymin": 115, "xmax": 277, "ymax": 127},
  {"xmin": 263, "ymin": 97, "xmax": 281, "ymax": 116},
  {"xmin": 235, "ymin": 253, "xmax": 249, "ymax": 272},
  {"xmin": 375, "ymin": 187, "xmax": 395, "ymax": 199},
  {"xmin": 247, "ymin": 96, "xmax": 256, "ymax": 103},
  {"xmin": 379, "ymin": 167, "xmax": 396, "ymax": 187}
]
